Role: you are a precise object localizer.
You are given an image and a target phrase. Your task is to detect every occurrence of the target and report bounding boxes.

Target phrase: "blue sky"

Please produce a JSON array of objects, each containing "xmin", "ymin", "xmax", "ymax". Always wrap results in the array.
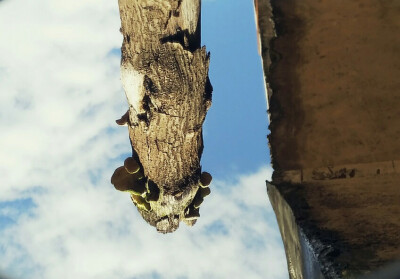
[
  {"xmin": 0, "ymin": 0, "xmax": 288, "ymax": 278},
  {"xmin": 202, "ymin": 0, "xmax": 271, "ymax": 179}
]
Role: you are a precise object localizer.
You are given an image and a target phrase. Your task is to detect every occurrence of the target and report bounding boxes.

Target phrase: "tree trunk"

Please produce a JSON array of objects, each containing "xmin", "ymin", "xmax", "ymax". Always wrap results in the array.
[{"xmin": 115, "ymin": 0, "xmax": 212, "ymax": 233}]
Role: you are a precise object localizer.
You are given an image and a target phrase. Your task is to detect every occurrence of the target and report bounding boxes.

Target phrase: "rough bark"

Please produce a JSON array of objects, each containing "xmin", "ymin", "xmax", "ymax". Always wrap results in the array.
[{"xmin": 114, "ymin": 0, "xmax": 212, "ymax": 233}]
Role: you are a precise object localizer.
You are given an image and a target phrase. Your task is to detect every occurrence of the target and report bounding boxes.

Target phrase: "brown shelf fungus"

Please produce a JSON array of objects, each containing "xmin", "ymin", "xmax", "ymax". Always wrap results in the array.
[
  {"xmin": 199, "ymin": 187, "xmax": 211, "ymax": 198},
  {"xmin": 200, "ymin": 172, "xmax": 212, "ymax": 188},
  {"xmin": 184, "ymin": 206, "xmax": 200, "ymax": 220},
  {"xmin": 128, "ymin": 180, "xmax": 147, "ymax": 197},
  {"xmin": 192, "ymin": 192, "xmax": 204, "ymax": 209},
  {"xmin": 124, "ymin": 157, "xmax": 140, "ymax": 174},
  {"xmin": 111, "ymin": 165, "xmax": 146, "ymax": 196},
  {"xmin": 111, "ymin": 166, "xmax": 135, "ymax": 192},
  {"xmin": 115, "ymin": 110, "xmax": 129, "ymax": 126}
]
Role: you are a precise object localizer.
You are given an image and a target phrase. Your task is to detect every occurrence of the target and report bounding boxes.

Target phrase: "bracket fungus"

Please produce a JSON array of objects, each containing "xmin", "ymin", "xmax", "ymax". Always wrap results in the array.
[
  {"xmin": 115, "ymin": 110, "xmax": 129, "ymax": 126},
  {"xmin": 112, "ymin": 157, "xmax": 158, "ymax": 212},
  {"xmin": 199, "ymin": 186, "xmax": 211, "ymax": 197},
  {"xmin": 191, "ymin": 185, "xmax": 211, "ymax": 209},
  {"xmin": 200, "ymin": 172, "xmax": 212, "ymax": 188},
  {"xmin": 111, "ymin": 163, "xmax": 147, "ymax": 196},
  {"xmin": 192, "ymin": 191, "xmax": 204, "ymax": 209},
  {"xmin": 112, "ymin": 155, "xmax": 213, "ymax": 232},
  {"xmin": 124, "ymin": 157, "xmax": 140, "ymax": 174},
  {"xmin": 184, "ymin": 206, "xmax": 200, "ymax": 220},
  {"xmin": 181, "ymin": 173, "xmax": 212, "ymax": 222}
]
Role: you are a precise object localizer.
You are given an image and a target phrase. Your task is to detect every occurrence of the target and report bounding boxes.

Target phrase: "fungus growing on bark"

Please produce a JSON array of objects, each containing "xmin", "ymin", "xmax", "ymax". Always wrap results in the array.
[
  {"xmin": 145, "ymin": 180, "xmax": 160, "ymax": 202},
  {"xmin": 190, "ymin": 181, "xmax": 212, "ymax": 209},
  {"xmin": 128, "ymin": 180, "xmax": 147, "ymax": 196},
  {"xmin": 184, "ymin": 206, "xmax": 200, "ymax": 220},
  {"xmin": 124, "ymin": 157, "xmax": 140, "ymax": 174},
  {"xmin": 131, "ymin": 194, "xmax": 151, "ymax": 211},
  {"xmin": 200, "ymin": 172, "xmax": 212, "ymax": 188},
  {"xmin": 192, "ymin": 192, "xmax": 204, "ymax": 209},
  {"xmin": 115, "ymin": 110, "xmax": 129, "ymax": 126},
  {"xmin": 111, "ymin": 165, "xmax": 146, "ymax": 196},
  {"xmin": 111, "ymin": 166, "xmax": 134, "ymax": 192},
  {"xmin": 199, "ymin": 186, "xmax": 211, "ymax": 198}
]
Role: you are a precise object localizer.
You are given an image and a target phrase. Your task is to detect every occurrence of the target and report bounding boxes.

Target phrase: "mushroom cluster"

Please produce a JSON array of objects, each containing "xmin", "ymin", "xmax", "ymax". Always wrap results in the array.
[
  {"xmin": 112, "ymin": 160, "xmax": 212, "ymax": 228},
  {"xmin": 115, "ymin": 110, "xmax": 129, "ymax": 126},
  {"xmin": 183, "ymin": 172, "xmax": 212, "ymax": 226},
  {"xmin": 111, "ymin": 156, "xmax": 160, "ymax": 211}
]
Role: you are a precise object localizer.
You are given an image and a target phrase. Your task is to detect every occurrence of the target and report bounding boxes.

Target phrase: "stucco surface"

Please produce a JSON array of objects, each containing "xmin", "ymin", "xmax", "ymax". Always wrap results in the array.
[
  {"xmin": 267, "ymin": 0, "xmax": 400, "ymax": 171},
  {"xmin": 256, "ymin": 0, "xmax": 400, "ymax": 277}
]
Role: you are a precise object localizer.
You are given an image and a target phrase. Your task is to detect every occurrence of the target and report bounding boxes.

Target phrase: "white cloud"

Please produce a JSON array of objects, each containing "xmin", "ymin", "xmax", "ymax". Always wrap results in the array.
[
  {"xmin": 0, "ymin": 0, "xmax": 288, "ymax": 278},
  {"xmin": 0, "ymin": 0, "xmax": 124, "ymax": 201},
  {"xmin": 1, "ymin": 166, "xmax": 288, "ymax": 279}
]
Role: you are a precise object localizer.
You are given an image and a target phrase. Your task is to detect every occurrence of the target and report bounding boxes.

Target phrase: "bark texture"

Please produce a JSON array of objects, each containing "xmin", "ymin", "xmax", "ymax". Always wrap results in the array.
[{"xmin": 116, "ymin": 0, "xmax": 212, "ymax": 233}]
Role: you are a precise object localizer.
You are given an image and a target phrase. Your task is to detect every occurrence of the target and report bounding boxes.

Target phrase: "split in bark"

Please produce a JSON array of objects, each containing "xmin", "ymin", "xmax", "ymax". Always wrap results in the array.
[{"xmin": 112, "ymin": 0, "xmax": 213, "ymax": 233}]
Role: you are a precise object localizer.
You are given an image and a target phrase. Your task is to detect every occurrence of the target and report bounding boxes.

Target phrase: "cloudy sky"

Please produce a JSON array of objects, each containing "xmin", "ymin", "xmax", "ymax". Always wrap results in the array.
[{"xmin": 0, "ymin": 0, "xmax": 288, "ymax": 278}]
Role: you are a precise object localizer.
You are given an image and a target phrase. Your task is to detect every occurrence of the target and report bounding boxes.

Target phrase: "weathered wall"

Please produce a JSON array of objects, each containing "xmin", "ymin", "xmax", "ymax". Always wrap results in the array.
[
  {"xmin": 266, "ymin": 0, "xmax": 400, "ymax": 173},
  {"xmin": 255, "ymin": 0, "xmax": 400, "ymax": 278}
]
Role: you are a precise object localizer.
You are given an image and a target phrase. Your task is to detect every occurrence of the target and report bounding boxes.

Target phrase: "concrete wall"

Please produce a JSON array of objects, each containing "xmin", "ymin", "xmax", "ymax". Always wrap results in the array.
[
  {"xmin": 255, "ymin": 0, "xmax": 400, "ymax": 278},
  {"xmin": 264, "ymin": 0, "xmax": 400, "ymax": 173}
]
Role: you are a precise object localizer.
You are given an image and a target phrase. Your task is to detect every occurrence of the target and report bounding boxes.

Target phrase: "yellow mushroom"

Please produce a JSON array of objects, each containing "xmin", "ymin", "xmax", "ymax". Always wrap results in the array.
[{"xmin": 131, "ymin": 194, "xmax": 151, "ymax": 211}]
